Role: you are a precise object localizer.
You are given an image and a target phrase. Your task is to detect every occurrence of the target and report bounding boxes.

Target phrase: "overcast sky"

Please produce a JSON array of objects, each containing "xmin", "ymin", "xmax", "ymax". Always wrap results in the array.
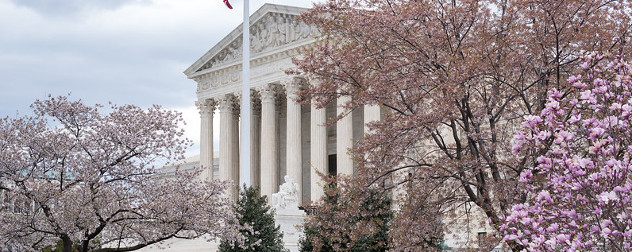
[{"xmin": 0, "ymin": 0, "xmax": 318, "ymax": 158}]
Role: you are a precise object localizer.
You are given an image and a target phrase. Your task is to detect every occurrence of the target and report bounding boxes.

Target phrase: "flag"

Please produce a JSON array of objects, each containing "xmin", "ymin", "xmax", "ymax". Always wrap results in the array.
[{"xmin": 223, "ymin": 0, "xmax": 233, "ymax": 9}]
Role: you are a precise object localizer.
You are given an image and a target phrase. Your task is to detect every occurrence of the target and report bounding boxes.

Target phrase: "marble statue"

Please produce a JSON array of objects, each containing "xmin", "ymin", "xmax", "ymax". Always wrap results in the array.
[{"xmin": 271, "ymin": 175, "xmax": 299, "ymax": 210}]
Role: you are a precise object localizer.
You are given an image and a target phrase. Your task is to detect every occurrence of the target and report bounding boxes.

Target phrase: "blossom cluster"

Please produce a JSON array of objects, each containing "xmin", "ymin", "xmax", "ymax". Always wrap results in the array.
[{"xmin": 502, "ymin": 53, "xmax": 632, "ymax": 251}]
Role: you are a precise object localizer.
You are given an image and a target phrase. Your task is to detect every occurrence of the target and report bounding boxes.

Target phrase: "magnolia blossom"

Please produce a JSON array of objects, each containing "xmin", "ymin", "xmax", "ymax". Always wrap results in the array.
[
  {"xmin": 0, "ymin": 96, "xmax": 240, "ymax": 252},
  {"xmin": 502, "ymin": 53, "xmax": 632, "ymax": 251}
]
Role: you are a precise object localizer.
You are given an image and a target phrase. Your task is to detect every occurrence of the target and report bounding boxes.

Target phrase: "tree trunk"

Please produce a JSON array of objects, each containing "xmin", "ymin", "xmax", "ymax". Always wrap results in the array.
[
  {"xmin": 507, "ymin": 239, "xmax": 525, "ymax": 251},
  {"xmin": 61, "ymin": 235, "xmax": 74, "ymax": 252}
]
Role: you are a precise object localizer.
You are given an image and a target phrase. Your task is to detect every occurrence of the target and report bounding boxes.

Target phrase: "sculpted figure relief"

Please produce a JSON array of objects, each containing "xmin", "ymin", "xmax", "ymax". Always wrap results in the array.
[
  {"xmin": 264, "ymin": 15, "xmax": 276, "ymax": 48},
  {"xmin": 267, "ymin": 15, "xmax": 287, "ymax": 47},
  {"xmin": 298, "ymin": 21, "xmax": 311, "ymax": 39},
  {"xmin": 196, "ymin": 13, "xmax": 318, "ymax": 73},
  {"xmin": 226, "ymin": 40, "xmax": 242, "ymax": 61},
  {"xmin": 211, "ymin": 75, "xmax": 220, "ymax": 87},
  {"xmin": 254, "ymin": 21, "xmax": 267, "ymax": 52}
]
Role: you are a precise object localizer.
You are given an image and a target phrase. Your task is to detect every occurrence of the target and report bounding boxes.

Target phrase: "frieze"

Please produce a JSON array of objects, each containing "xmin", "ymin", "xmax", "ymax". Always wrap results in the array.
[
  {"xmin": 195, "ymin": 50, "xmax": 301, "ymax": 94},
  {"xmin": 196, "ymin": 12, "xmax": 318, "ymax": 73}
]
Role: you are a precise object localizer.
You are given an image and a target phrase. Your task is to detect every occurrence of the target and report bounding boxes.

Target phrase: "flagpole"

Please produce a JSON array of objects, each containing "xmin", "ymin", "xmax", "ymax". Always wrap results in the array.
[{"xmin": 240, "ymin": 0, "xmax": 251, "ymax": 189}]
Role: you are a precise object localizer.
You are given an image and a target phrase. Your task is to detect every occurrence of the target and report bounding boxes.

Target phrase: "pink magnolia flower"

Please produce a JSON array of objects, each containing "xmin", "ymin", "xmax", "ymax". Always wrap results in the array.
[{"xmin": 502, "ymin": 53, "xmax": 632, "ymax": 251}]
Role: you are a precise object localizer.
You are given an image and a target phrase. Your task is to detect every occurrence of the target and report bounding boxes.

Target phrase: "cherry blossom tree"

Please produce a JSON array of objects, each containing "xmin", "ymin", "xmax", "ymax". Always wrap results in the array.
[
  {"xmin": 291, "ymin": 0, "xmax": 631, "ymax": 250},
  {"xmin": 0, "ymin": 96, "xmax": 240, "ymax": 252},
  {"xmin": 502, "ymin": 53, "xmax": 632, "ymax": 251}
]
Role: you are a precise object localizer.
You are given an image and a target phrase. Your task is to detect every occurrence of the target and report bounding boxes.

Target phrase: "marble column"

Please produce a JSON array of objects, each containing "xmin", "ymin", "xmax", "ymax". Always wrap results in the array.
[
  {"xmin": 285, "ymin": 79, "xmax": 303, "ymax": 203},
  {"xmin": 310, "ymin": 99, "xmax": 327, "ymax": 202},
  {"xmin": 219, "ymin": 95, "xmax": 238, "ymax": 199},
  {"xmin": 337, "ymin": 95, "xmax": 354, "ymax": 176},
  {"xmin": 250, "ymin": 92, "xmax": 262, "ymax": 189},
  {"xmin": 260, "ymin": 85, "xmax": 278, "ymax": 198},
  {"xmin": 232, "ymin": 98, "xmax": 240, "ymax": 190},
  {"xmin": 364, "ymin": 104, "xmax": 380, "ymax": 134},
  {"xmin": 0, "ymin": 190, "xmax": 5, "ymax": 210},
  {"xmin": 196, "ymin": 99, "xmax": 216, "ymax": 181}
]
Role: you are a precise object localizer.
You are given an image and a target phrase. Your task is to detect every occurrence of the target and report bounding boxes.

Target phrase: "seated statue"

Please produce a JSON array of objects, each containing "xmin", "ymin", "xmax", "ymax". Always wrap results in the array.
[{"xmin": 271, "ymin": 175, "xmax": 299, "ymax": 210}]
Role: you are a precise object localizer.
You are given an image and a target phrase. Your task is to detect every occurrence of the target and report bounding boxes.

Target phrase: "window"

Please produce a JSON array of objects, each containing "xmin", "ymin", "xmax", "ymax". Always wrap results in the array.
[
  {"xmin": 328, "ymin": 154, "xmax": 337, "ymax": 176},
  {"xmin": 477, "ymin": 232, "xmax": 487, "ymax": 247}
]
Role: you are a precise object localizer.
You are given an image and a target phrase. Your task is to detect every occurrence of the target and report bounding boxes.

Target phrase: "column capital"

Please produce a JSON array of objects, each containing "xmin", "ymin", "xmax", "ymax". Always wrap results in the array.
[
  {"xmin": 218, "ymin": 94, "xmax": 238, "ymax": 113},
  {"xmin": 195, "ymin": 99, "xmax": 217, "ymax": 116},
  {"xmin": 281, "ymin": 77, "xmax": 306, "ymax": 98},
  {"xmin": 258, "ymin": 84, "xmax": 280, "ymax": 103},
  {"xmin": 231, "ymin": 94, "xmax": 241, "ymax": 116},
  {"xmin": 251, "ymin": 90, "xmax": 262, "ymax": 115},
  {"xmin": 276, "ymin": 89, "xmax": 286, "ymax": 112}
]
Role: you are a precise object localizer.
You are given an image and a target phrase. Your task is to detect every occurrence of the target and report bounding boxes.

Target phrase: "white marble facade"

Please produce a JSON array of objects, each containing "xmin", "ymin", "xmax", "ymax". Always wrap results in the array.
[{"xmin": 185, "ymin": 4, "xmax": 380, "ymax": 204}]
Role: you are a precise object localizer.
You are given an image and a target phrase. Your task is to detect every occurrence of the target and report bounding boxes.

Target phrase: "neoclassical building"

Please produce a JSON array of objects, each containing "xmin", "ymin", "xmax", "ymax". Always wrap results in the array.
[
  {"xmin": 160, "ymin": 3, "xmax": 503, "ymax": 251},
  {"xmin": 184, "ymin": 4, "xmax": 380, "ymax": 204}
]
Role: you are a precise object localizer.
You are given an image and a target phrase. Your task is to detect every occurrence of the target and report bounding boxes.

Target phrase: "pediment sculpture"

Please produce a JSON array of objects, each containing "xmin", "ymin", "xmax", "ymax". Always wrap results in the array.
[{"xmin": 196, "ymin": 12, "xmax": 318, "ymax": 73}]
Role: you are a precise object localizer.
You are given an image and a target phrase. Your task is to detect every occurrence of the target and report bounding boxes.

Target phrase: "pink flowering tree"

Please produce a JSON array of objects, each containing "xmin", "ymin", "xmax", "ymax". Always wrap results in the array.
[
  {"xmin": 502, "ymin": 53, "xmax": 632, "ymax": 251},
  {"xmin": 0, "ymin": 96, "xmax": 240, "ymax": 252}
]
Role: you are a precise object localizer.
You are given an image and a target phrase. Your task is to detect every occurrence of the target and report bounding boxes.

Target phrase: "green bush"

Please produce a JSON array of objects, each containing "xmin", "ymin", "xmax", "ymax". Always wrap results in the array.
[
  {"xmin": 219, "ymin": 185, "xmax": 286, "ymax": 252},
  {"xmin": 299, "ymin": 184, "xmax": 392, "ymax": 252}
]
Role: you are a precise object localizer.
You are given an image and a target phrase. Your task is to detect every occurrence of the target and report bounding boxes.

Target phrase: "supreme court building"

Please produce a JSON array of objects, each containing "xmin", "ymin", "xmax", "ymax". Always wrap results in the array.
[
  {"xmin": 150, "ymin": 3, "xmax": 502, "ymax": 251},
  {"xmin": 184, "ymin": 4, "xmax": 381, "ymax": 204}
]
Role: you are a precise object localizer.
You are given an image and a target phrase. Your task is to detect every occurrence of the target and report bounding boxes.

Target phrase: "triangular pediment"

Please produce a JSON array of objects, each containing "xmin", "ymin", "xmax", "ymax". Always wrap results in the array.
[{"xmin": 184, "ymin": 4, "xmax": 316, "ymax": 78}]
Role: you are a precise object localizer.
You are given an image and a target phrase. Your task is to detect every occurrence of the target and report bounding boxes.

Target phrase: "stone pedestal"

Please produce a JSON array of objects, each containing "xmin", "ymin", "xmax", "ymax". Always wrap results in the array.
[
  {"xmin": 271, "ymin": 176, "xmax": 306, "ymax": 252},
  {"xmin": 275, "ymin": 208, "xmax": 305, "ymax": 252}
]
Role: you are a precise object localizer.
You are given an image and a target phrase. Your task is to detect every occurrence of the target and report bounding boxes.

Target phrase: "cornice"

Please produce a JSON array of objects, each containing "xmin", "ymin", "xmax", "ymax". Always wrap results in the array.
[{"xmin": 189, "ymin": 40, "xmax": 315, "ymax": 80}]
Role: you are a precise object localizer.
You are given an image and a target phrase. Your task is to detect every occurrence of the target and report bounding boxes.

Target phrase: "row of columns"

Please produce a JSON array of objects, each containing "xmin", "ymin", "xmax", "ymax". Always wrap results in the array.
[{"xmin": 197, "ymin": 78, "xmax": 381, "ymax": 203}]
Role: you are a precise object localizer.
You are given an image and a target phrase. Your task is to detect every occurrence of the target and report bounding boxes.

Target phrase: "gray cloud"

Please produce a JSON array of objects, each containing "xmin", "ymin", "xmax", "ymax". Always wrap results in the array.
[
  {"xmin": 0, "ymin": 0, "xmax": 318, "ymax": 157},
  {"xmin": 9, "ymin": 0, "xmax": 141, "ymax": 17},
  {"xmin": 0, "ymin": 0, "xmax": 235, "ymax": 116}
]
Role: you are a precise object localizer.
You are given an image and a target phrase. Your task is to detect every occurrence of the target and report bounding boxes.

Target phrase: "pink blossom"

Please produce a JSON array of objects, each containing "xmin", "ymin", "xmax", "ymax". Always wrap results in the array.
[
  {"xmin": 503, "ymin": 54, "xmax": 632, "ymax": 251},
  {"xmin": 588, "ymin": 127, "xmax": 606, "ymax": 140},
  {"xmin": 599, "ymin": 191, "xmax": 619, "ymax": 203},
  {"xmin": 568, "ymin": 75, "xmax": 582, "ymax": 83},
  {"xmin": 556, "ymin": 233, "xmax": 570, "ymax": 244},
  {"xmin": 523, "ymin": 115, "xmax": 543, "ymax": 129},
  {"xmin": 520, "ymin": 169, "xmax": 533, "ymax": 183},
  {"xmin": 537, "ymin": 190, "xmax": 554, "ymax": 204}
]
